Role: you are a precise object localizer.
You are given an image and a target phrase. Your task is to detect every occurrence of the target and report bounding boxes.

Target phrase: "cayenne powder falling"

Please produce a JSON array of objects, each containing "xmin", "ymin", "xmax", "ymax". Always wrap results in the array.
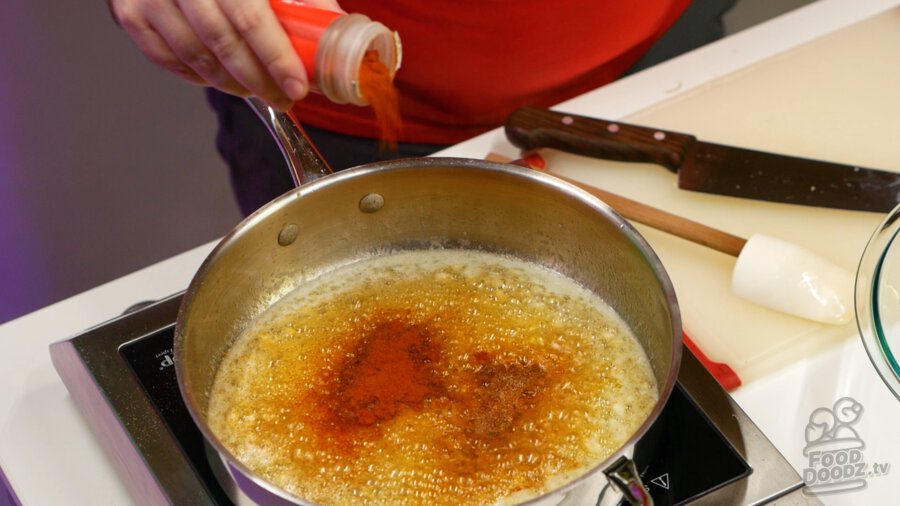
[{"xmin": 358, "ymin": 50, "xmax": 402, "ymax": 151}]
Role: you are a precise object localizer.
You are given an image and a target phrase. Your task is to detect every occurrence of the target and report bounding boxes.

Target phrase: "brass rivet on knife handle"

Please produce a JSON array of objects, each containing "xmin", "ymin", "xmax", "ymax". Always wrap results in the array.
[{"xmin": 505, "ymin": 106, "xmax": 695, "ymax": 172}]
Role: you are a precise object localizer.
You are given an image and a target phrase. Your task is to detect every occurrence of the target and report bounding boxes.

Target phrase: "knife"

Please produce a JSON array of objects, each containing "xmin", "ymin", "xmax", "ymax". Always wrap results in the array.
[{"xmin": 504, "ymin": 106, "xmax": 899, "ymax": 213}]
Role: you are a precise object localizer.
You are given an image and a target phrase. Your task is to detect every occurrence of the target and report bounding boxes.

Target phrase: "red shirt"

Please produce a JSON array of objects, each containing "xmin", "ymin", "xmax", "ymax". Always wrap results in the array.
[{"xmin": 292, "ymin": 1, "xmax": 690, "ymax": 145}]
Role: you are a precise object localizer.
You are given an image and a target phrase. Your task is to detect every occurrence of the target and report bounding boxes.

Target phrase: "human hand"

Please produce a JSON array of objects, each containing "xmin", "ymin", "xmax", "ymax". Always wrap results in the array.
[{"xmin": 108, "ymin": 0, "xmax": 343, "ymax": 111}]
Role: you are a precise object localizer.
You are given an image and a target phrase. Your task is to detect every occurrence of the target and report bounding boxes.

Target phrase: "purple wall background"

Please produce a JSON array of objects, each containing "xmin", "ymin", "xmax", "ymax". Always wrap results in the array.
[{"xmin": 0, "ymin": 2, "xmax": 241, "ymax": 325}]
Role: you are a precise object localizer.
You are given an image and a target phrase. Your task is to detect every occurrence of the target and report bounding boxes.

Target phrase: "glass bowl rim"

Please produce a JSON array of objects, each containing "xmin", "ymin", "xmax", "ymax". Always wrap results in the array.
[{"xmin": 856, "ymin": 206, "xmax": 900, "ymax": 401}]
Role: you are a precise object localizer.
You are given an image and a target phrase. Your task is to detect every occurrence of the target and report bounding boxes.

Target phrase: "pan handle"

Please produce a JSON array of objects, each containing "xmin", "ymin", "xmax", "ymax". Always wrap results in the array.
[
  {"xmin": 244, "ymin": 97, "xmax": 333, "ymax": 186},
  {"xmin": 604, "ymin": 456, "xmax": 653, "ymax": 505}
]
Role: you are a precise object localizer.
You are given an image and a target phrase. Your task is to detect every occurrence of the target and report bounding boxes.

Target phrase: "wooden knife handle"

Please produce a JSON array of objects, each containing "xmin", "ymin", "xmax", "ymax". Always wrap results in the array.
[{"xmin": 504, "ymin": 106, "xmax": 695, "ymax": 173}]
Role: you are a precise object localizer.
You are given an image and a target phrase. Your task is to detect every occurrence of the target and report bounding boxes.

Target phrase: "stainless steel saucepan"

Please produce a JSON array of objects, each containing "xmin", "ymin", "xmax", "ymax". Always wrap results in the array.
[{"xmin": 174, "ymin": 99, "xmax": 682, "ymax": 506}]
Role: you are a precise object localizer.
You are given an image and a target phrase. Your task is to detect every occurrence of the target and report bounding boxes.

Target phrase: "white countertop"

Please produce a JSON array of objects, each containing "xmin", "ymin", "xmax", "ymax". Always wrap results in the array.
[{"xmin": 2, "ymin": 1, "xmax": 899, "ymax": 504}]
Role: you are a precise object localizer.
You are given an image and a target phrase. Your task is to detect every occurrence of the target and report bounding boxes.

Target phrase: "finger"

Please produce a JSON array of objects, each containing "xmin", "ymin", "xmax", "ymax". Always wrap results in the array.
[
  {"xmin": 178, "ymin": 0, "xmax": 299, "ymax": 110},
  {"xmin": 219, "ymin": 0, "xmax": 310, "ymax": 102},
  {"xmin": 132, "ymin": 26, "xmax": 209, "ymax": 86},
  {"xmin": 106, "ymin": 0, "xmax": 123, "ymax": 25},
  {"xmin": 143, "ymin": 0, "xmax": 252, "ymax": 96},
  {"xmin": 113, "ymin": 1, "xmax": 211, "ymax": 87},
  {"xmin": 115, "ymin": 0, "xmax": 244, "ymax": 92}
]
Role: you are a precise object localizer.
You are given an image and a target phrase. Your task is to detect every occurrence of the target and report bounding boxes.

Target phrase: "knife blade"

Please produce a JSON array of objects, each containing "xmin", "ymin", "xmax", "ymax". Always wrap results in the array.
[{"xmin": 504, "ymin": 106, "xmax": 899, "ymax": 213}]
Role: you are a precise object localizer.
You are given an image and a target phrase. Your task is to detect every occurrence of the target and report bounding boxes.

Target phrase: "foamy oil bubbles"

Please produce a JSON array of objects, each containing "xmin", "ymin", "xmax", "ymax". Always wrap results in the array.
[{"xmin": 207, "ymin": 249, "xmax": 658, "ymax": 505}]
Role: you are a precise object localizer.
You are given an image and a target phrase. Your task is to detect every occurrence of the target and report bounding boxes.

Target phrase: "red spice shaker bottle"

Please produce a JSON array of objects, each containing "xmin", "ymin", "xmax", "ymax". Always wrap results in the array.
[{"xmin": 270, "ymin": 0, "xmax": 401, "ymax": 106}]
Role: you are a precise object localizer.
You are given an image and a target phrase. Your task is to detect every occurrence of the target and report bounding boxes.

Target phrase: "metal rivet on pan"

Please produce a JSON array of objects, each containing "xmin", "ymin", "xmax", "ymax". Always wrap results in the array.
[
  {"xmin": 359, "ymin": 193, "xmax": 385, "ymax": 213},
  {"xmin": 277, "ymin": 223, "xmax": 300, "ymax": 246}
]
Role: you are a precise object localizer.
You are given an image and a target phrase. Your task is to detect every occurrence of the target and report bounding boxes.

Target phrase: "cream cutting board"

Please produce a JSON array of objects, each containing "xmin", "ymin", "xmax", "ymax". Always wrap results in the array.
[{"xmin": 541, "ymin": 10, "xmax": 900, "ymax": 383}]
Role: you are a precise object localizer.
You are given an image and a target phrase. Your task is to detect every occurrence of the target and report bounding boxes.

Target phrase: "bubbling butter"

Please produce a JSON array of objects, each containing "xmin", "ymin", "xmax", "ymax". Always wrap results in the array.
[{"xmin": 207, "ymin": 249, "xmax": 658, "ymax": 506}]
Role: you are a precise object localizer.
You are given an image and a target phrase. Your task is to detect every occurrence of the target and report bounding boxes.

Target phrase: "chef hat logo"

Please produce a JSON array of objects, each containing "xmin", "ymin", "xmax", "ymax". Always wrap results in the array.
[{"xmin": 803, "ymin": 397, "xmax": 865, "ymax": 455}]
